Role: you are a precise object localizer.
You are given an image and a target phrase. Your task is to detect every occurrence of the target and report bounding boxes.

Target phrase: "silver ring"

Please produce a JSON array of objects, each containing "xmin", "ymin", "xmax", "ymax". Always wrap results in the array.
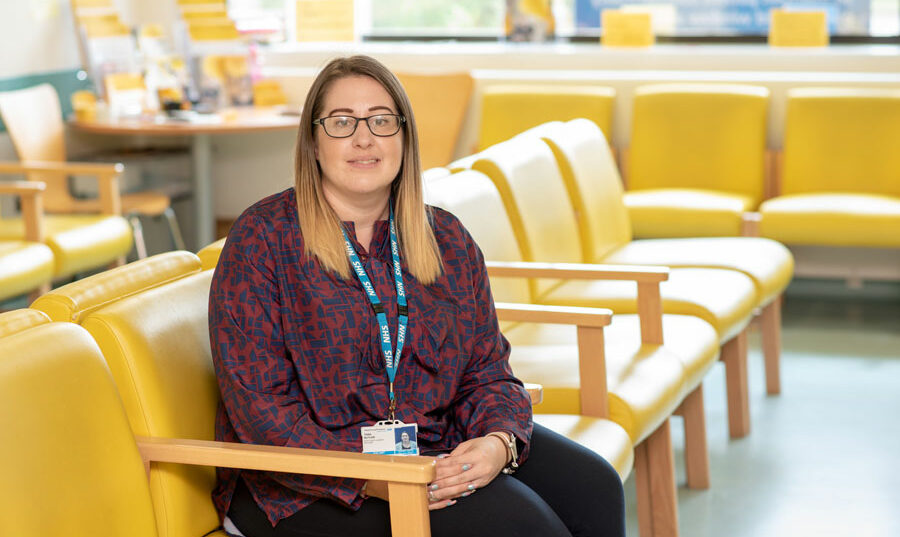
[{"xmin": 427, "ymin": 490, "xmax": 437, "ymax": 502}]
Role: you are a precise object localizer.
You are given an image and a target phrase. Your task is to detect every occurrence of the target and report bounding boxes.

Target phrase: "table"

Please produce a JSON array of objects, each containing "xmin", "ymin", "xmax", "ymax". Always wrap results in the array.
[{"xmin": 71, "ymin": 107, "xmax": 299, "ymax": 248}]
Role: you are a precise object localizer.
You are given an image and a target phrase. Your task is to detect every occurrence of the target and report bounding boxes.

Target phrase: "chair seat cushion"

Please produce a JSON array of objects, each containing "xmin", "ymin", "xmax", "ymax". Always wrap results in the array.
[
  {"xmin": 506, "ymin": 313, "xmax": 715, "ymax": 443},
  {"xmin": 0, "ymin": 241, "xmax": 54, "ymax": 301},
  {"xmin": 534, "ymin": 414, "xmax": 634, "ymax": 481},
  {"xmin": 0, "ymin": 214, "xmax": 132, "ymax": 278},
  {"xmin": 507, "ymin": 313, "xmax": 719, "ymax": 412},
  {"xmin": 538, "ymin": 267, "xmax": 756, "ymax": 342},
  {"xmin": 602, "ymin": 237, "xmax": 794, "ymax": 305},
  {"xmin": 624, "ymin": 188, "xmax": 755, "ymax": 238},
  {"xmin": 759, "ymin": 193, "xmax": 900, "ymax": 248}
]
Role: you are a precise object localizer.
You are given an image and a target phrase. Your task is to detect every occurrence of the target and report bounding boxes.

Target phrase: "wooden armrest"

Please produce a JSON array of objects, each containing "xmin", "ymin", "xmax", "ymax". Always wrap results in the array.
[
  {"xmin": 488, "ymin": 261, "xmax": 664, "ymax": 345},
  {"xmin": 0, "ymin": 181, "xmax": 45, "ymax": 242},
  {"xmin": 136, "ymin": 436, "xmax": 435, "ymax": 483},
  {"xmin": 524, "ymin": 382, "xmax": 543, "ymax": 405},
  {"xmin": 495, "ymin": 302, "xmax": 610, "ymax": 418},
  {"xmin": 486, "ymin": 260, "xmax": 667, "ymax": 282},
  {"xmin": 0, "ymin": 160, "xmax": 123, "ymax": 215},
  {"xmin": 137, "ymin": 437, "xmax": 435, "ymax": 537},
  {"xmin": 495, "ymin": 302, "xmax": 612, "ymax": 327}
]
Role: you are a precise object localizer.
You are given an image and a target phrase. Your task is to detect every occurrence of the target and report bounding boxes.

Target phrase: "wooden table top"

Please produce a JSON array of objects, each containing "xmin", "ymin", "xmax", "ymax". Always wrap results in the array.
[{"xmin": 70, "ymin": 106, "xmax": 300, "ymax": 136}]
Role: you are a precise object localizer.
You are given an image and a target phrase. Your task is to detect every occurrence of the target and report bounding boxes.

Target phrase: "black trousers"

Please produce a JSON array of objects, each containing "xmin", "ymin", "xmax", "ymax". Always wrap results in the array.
[{"xmin": 229, "ymin": 422, "xmax": 625, "ymax": 537}]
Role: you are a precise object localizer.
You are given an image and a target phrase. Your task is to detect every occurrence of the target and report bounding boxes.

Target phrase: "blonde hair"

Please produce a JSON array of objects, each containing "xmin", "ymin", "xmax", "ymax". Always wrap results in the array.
[{"xmin": 294, "ymin": 55, "xmax": 443, "ymax": 284}]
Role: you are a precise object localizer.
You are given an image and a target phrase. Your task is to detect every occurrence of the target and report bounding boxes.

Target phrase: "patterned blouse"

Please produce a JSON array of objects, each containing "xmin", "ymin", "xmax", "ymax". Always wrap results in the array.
[{"xmin": 209, "ymin": 188, "xmax": 533, "ymax": 526}]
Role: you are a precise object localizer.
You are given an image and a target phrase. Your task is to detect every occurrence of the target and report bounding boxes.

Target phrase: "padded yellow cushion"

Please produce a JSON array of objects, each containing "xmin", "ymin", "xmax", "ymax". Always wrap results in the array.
[
  {"xmin": 0, "ymin": 308, "xmax": 50, "ymax": 338},
  {"xmin": 0, "ymin": 240, "xmax": 53, "ymax": 301},
  {"xmin": 197, "ymin": 238, "xmax": 226, "ymax": 271},
  {"xmin": 759, "ymin": 193, "xmax": 900, "ymax": 248},
  {"xmin": 603, "ymin": 238, "xmax": 794, "ymax": 305},
  {"xmin": 624, "ymin": 188, "xmax": 754, "ymax": 238},
  {"xmin": 32, "ymin": 250, "xmax": 201, "ymax": 323},
  {"xmin": 0, "ymin": 322, "xmax": 159, "ymax": 537},
  {"xmin": 782, "ymin": 88, "xmax": 900, "ymax": 198},
  {"xmin": 628, "ymin": 83, "xmax": 769, "ymax": 204},
  {"xmin": 479, "ymin": 85, "xmax": 615, "ymax": 151},
  {"xmin": 507, "ymin": 319, "xmax": 685, "ymax": 444},
  {"xmin": 535, "ymin": 414, "xmax": 634, "ymax": 481},
  {"xmin": 507, "ymin": 313, "xmax": 719, "ymax": 408},
  {"xmin": 0, "ymin": 213, "xmax": 132, "ymax": 278},
  {"xmin": 81, "ymin": 270, "xmax": 219, "ymax": 537},
  {"xmin": 539, "ymin": 267, "xmax": 757, "ymax": 342}
]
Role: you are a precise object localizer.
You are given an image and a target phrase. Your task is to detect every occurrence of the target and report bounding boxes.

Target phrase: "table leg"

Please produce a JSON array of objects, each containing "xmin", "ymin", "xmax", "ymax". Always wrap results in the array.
[{"xmin": 193, "ymin": 133, "xmax": 213, "ymax": 249}]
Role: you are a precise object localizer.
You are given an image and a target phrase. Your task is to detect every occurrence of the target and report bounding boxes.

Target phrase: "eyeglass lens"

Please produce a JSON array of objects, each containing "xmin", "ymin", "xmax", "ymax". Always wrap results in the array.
[{"xmin": 321, "ymin": 115, "xmax": 402, "ymax": 137}]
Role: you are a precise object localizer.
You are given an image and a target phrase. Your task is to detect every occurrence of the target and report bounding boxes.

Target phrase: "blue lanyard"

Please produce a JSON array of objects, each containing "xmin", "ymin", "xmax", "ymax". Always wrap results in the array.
[{"xmin": 341, "ymin": 205, "xmax": 408, "ymax": 421}]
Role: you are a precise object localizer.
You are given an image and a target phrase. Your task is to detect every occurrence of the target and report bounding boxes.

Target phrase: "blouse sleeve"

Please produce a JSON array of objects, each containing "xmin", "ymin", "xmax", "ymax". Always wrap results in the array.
[
  {"xmin": 449, "ymin": 223, "xmax": 534, "ymax": 462},
  {"xmin": 209, "ymin": 212, "xmax": 364, "ymax": 508}
]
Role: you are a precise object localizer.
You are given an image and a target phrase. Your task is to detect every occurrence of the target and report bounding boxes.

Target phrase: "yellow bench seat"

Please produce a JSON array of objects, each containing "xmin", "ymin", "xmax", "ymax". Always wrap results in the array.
[
  {"xmin": 623, "ymin": 188, "xmax": 755, "ymax": 238},
  {"xmin": 0, "ymin": 241, "xmax": 54, "ymax": 302},
  {"xmin": 759, "ymin": 193, "xmax": 900, "ymax": 248},
  {"xmin": 535, "ymin": 414, "xmax": 634, "ymax": 481}
]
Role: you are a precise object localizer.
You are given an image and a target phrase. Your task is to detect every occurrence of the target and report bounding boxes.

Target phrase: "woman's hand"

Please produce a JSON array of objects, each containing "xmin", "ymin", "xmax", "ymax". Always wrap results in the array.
[{"xmin": 426, "ymin": 434, "xmax": 510, "ymax": 511}]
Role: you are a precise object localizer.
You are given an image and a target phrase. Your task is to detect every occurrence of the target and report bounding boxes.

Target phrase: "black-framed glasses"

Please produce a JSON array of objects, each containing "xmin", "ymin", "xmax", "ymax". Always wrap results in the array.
[{"xmin": 313, "ymin": 114, "xmax": 406, "ymax": 138}]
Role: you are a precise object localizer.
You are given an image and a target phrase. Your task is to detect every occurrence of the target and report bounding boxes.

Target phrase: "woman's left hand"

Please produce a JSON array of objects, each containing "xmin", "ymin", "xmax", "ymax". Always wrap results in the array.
[{"xmin": 426, "ymin": 435, "xmax": 509, "ymax": 508}]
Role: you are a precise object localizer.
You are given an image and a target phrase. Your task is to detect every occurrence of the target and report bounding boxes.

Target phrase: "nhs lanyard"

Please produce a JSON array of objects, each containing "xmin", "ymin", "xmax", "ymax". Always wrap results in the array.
[{"xmin": 341, "ymin": 206, "xmax": 408, "ymax": 420}]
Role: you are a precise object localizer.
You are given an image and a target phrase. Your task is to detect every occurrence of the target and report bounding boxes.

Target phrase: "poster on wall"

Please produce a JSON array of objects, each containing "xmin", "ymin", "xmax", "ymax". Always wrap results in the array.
[{"xmin": 575, "ymin": 0, "xmax": 869, "ymax": 35}]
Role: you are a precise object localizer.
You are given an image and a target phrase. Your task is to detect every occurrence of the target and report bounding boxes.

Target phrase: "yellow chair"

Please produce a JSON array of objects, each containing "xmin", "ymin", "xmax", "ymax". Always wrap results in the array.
[
  {"xmin": 760, "ymin": 88, "xmax": 900, "ymax": 248},
  {"xmin": 0, "ymin": 307, "xmax": 435, "ymax": 537},
  {"xmin": 529, "ymin": 118, "xmax": 793, "ymax": 395},
  {"xmin": 397, "ymin": 72, "xmax": 474, "ymax": 169},
  {"xmin": 0, "ymin": 84, "xmax": 183, "ymax": 264},
  {"xmin": 31, "ymin": 252, "xmax": 436, "ymax": 537},
  {"xmin": 428, "ymin": 170, "xmax": 718, "ymax": 537},
  {"xmin": 252, "ymin": 79, "xmax": 288, "ymax": 106},
  {"xmin": 624, "ymin": 83, "xmax": 770, "ymax": 238},
  {"xmin": 0, "ymin": 182, "xmax": 54, "ymax": 303},
  {"xmin": 454, "ymin": 135, "xmax": 759, "ymax": 439},
  {"xmin": 478, "ymin": 84, "xmax": 615, "ymax": 151}
]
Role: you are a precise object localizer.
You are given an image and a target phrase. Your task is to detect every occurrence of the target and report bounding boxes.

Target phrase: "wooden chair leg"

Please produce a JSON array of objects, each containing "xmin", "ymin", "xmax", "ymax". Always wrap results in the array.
[
  {"xmin": 387, "ymin": 482, "xmax": 431, "ymax": 537},
  {"xmin": 678, "ymin": 385, "xmax": 710, "ymax": 489},
  {"xmin": 721, "ymin": 329, "xmax": 750, "ymax": 439},
  {"xmin": 635, "ymin": 420, "xmax": 679, "ymax": 537},
  {"xmin": 759, "ymin": 297, "xmax": 782, "ymax": 395}
]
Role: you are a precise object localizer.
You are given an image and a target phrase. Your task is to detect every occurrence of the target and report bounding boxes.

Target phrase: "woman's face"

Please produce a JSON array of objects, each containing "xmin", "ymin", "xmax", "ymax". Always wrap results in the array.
[{"xmin": 315, "ymin": 75, "xmax": 404, "ymax": 209}]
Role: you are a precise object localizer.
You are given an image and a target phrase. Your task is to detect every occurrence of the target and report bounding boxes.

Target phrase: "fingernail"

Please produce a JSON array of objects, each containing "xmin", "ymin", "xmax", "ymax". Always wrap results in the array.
[
  {"xmin": 437, "ymin": 454, "xmax": 449, "ymax": 459},
  {"xmin": 447, "ymin": 500, "xmax": 457, "ymax": 506},
  {"xmin": 461, "ymin": 464, "xmax": 471, "ymax": 471},
  {"xmin": 467, "ymin": 484, "xmax": 475, "ymax": 491},
  {"xmin": 430, "ymin": 484, "xmax": 439, "ymax": 491},
  {"xmin": 461, "ymin": 491, "xmax": 472, "ymax": 498}
]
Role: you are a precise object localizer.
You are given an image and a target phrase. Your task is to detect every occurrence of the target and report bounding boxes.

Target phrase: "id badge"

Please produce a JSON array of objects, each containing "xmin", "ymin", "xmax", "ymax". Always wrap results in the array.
[{"xmin": 361, "ymin": 420, "xmax": 419, "ymax": 455}]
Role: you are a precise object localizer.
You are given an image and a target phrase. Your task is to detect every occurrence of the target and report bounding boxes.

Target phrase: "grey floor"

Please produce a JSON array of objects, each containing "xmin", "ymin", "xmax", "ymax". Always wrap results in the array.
[{"xmin": 625, "ymin": 292, "xmax": 900, "ymax": 537}]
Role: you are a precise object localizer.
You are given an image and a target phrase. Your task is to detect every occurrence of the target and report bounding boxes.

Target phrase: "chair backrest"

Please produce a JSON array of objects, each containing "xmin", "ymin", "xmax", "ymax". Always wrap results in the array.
[
  {"xmin": 479, "ymin": 84, "xmax": 615, "ymax": 151},
  {"xmin": 628, "ymin": 83, "xmax": 769, "ymax": 205},
  {"xmin": 32, "ymin": 251, "xmax": 202, "ymax": 323},
  {"xmin": 397, "ymin": 72, "xmax": 474, "ymax": 169},
  {"xmin": 471, "ymin": 136, "xmax": 584, "ymax": 298},
  {"xmin": 0, "ymin": 84, "xmax": 83, "ymax": 212},
  {"xmin": 0, "ymin": 317, "xmax": 159, "ymax": 537},
  {"xmin": 425, "ymin": 169, "xmax": 530, "ymax": 304},
  {"xmin": 531, "ymin": 119, "xmax": 634, "ymax": 261},
  {"xmin": 782, "ymin": 88, "xmax": 900, "ymax": 198},
  {"xmin": 80, "ymin": 269, "xmax": 218, "ymax": 537},
  {"xmin": 197, "ymin": 237, "xmax": 227, "ymax": 270}
]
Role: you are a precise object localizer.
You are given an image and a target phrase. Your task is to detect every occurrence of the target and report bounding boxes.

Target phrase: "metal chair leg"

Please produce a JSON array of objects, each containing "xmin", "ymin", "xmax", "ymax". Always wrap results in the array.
[
  {"xmin": 128, "ymin": 213, "xmax": 148, "ymax": 259},
  {"xmin": 162, "ymin": 207, "xmax": 186, "ymax": 251}
]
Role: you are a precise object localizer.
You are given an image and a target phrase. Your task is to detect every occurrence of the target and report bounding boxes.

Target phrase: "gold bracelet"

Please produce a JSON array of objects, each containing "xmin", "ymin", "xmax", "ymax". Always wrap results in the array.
[{"xmin": 486, "ymin": 431, "xmax": 514, "ymax": 466}]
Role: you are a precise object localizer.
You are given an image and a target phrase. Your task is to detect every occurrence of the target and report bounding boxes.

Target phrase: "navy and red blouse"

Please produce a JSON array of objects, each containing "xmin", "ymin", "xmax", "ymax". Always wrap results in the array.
[{"xmin": 209, "ymin": 188, "xmax": 533, "ymax": 527}]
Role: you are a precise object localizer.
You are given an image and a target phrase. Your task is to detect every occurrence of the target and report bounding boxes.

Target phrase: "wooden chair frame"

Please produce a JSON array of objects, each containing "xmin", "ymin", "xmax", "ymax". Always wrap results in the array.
[{"xmin": 0, "ymin": 181, "xmax": 52, "ymax": 301}]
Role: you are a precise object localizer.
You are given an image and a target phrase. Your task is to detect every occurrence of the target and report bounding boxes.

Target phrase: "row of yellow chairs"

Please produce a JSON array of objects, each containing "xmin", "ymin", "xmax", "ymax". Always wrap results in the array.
[
  {"xmin": 476, "ymin": 84, "xmax": 900, "ymax": 245},
  {"xmin": 422, "ymin": 119, "xmax": 796, "ymax": 535},
  {"xmin": 1, "ymin": 244, "xmax": 642, "ymax": 537}
]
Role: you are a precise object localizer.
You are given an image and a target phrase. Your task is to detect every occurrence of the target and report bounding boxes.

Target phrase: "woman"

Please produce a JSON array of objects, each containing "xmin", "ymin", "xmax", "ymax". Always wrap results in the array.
[{"xmin": 209, "ymin": 55, "xmax": 624, "ymax": 537}]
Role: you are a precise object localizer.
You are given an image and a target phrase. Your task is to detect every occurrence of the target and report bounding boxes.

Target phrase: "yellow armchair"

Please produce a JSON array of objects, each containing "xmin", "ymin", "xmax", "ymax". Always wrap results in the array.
[
  {"xmin": 0, "ymin": 310, "xmax": 435, "ymax": 537},
  {"xmin": 623, "ymin": 83, "xmax": 770, "ymax": 238}
]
